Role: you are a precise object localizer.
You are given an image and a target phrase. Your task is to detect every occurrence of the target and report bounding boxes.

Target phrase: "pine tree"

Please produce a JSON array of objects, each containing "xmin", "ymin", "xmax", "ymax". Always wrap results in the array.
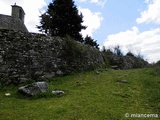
[
  {"xmin": 37, "ymin": 0, "xmax": 86, "ymax": 42},
  {"xmin": 84, "ymin": 35, "xmax": 99, "ymax": 49}
]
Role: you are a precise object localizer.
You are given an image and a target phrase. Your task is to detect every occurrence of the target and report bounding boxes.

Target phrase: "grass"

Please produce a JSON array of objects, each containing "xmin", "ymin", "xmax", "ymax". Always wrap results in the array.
[{"xmin": 0, "ymin": 68, "xmax": 160, "ymax": 120}]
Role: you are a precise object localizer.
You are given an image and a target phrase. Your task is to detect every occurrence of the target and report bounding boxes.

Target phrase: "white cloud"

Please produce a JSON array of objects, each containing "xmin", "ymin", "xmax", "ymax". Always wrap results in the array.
[
  {"xmin": 79, "ymin": 0, "xmax": 86, "ymax": 2},
  {"xmin": 90, "ymin": 0, "xmax": 107, "ymax": 7},
  {"xmin": 136, "ymin": 0, "xmax": 160, "ymax": 24},
  {"xmin": 79, "ymin": 7, "xmax": 103, "ymax": 37},
  {"xmin": 90, "ymin": 0, "xmax": 99, "ymax": 3},
  {"xmin": 77, "ymin": 0, "xmax": 107, "ymax": 7},
  {"xmin": 103, "ymin": 26, "xmax": 160, "ymax": 63},
  {"xmin": 0, "ymin": 0, "xmax": 46, "ymax": 33}
]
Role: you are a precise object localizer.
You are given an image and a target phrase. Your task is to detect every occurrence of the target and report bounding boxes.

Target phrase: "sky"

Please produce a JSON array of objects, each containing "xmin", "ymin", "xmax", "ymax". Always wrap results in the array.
[{"xmin": 0, "ymin": 0, "xmax": 160, "ymax": 63}]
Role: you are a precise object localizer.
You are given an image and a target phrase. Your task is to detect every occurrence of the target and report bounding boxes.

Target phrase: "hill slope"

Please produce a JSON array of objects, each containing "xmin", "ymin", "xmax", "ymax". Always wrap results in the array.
[{"xmin": 0, "ymin": 68, "xmax": 160, "ymax": 119}]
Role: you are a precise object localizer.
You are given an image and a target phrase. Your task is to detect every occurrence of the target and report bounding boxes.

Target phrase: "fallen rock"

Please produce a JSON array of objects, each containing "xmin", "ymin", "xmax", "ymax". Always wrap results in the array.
[
  {"xmin": 18, "ymin": 81, "xmax": 48, "ymax": 96},
  {"xmin": 75, "ymin": 81, "xmax": 83, "ymax": 86},
  {"xmin": 43, "ymin": 72, "xmax": 55, "ymax": 78},
  {"xmin": 19, "ymin": 77, "xmax": 28, "ymax": 83},
  {"xmin": 112, "ymin": 65, "xmax": 119, "ymax": 70},
  {"xmin": 52, "ymin": 90, "xmax": 64, "ymax": 95},
  {"xmin": 117, "ymin": 80, "xmax": 128, "ymax": 84},
  {"xmin": 96, "ymin": 70, "xmax": 100, "ymax": 74},
  {"xmin": 5, "ymin": 93, "xmax": 11, "ymax": 96},
  {"xmin": 56, "ymin": 70, "xmax": 64, "ymax": 76}
]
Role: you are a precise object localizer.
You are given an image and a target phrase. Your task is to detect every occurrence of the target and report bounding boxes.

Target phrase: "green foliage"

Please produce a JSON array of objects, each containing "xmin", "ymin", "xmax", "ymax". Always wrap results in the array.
[
  {"xmin": 63, "ymin": 35, "xmax": 85, "ymax": 60},
  {"xmin": 126, "ymin": 51, "xmax": 135, "ymax": 57},
  {"xmin": 136, "ymin": 51, "xmax": 144, "ymax": 60},
  {"xmin": 60, "ymin": 35, "xmax": 105, "ymax": 73},
  {"xmin": 61, "ymin": 35, "xmax": 87, "ymax": 72},
  {"xmin": 102, "ymin": 46, "xmax": 113, "ymax": 56},
  {"xmin": 102, "ymin": 45, "xmax": 148, "ymax": 69},
  {"xmin": 0, "ymin": 68, "xmax": 160, "ymax": 119},
  {"xmin": 113, "ymin": 45, "xmax": 123, "ymax": 56},
  {"xmin": 83, "ymin": 35, "xmax": 99, "ymax": 49},
  {"xmin": 153, "ymin": 60, "xmax": 160, "ymax": 76},
  {"xmin": 156, "ymin": 60, "xmax": 160, "ymax": 66},
  {"xmin": 101, "ymin": 52, "xmax": 110, "ymax": 67},
  {"xmin": 37, "ymin": 0, "xmax": 86, "ymax": 42},
  {"xmin": 37, "ymin": 13, "xmax": 51, "ymax": 34}
]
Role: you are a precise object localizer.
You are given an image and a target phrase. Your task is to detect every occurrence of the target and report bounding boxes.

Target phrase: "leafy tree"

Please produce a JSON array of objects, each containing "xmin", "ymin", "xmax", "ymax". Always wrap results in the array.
[
  {"xmin": 38, "ymin": 13, "xmax": 51, "ymax": 34},
  {"xmin": 37, "ymin": 0, "xmax": 86, "ymax": 42},
  {"xmin": 84, "ymin": 35, "xmax": 99, "ymax": 49},
  {"xmin": 102, "ymin": 47, "xmax": 113, "ymax": 56},
  {"xmin": 113, "ymin": 45, "xmax": 123, "ymax": 56}
]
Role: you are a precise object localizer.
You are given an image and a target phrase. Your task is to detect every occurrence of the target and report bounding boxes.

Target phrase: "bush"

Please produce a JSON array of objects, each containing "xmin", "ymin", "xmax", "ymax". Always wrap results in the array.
[
  {"xmin": 126, "ymin": 52, "xmax": 135, "ymax": 57},
  {"xmin": 155, "ymin": 60, "xmax": 160, "ymax": 76},
  {"xmin": 101, "ymin": 52, "xmax": 110, "ymax": 67},
  {"xmin": 61, "ymin": 35, "xmax": 86, "ymax": 72},
  {"xmin": 101, "ymin": 45, "xmax": 148, "ymax": 69},
  {"xmin": 61, "ymin": 35, "xmax": 105, "ymax": 73},
  {"xmin": 113, "ymin": 45, "xmax": 123, "ymax": 56},
  {"xmin": 156, "ymin": 60, "xmax": 160, "ymax": 66}
]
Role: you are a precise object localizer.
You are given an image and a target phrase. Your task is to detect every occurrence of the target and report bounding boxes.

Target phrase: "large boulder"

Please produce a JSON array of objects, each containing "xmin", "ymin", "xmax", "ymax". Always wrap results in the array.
[{"xmin": 18, "ymin": 81, "xmax": 48, "ymax": 96}]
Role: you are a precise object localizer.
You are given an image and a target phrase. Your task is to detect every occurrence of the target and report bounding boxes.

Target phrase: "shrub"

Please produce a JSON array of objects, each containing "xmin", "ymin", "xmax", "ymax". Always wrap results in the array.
[
  {"xmin": 113, "ymin": 45, "xmax": 123, "ymax": 56},
  {"xmin": 61, "ymin": 35, "xmax": 86, "ymax": 72},
  {"xmin": 155, "ymin": 60, "xmax": 160, "ymax": 76},
  {"xmin": 101, "ymin": 52, "xmax": 110, "ymax": 67},
  {"xmin": 126, "ymin": 52, "xmax": 135, "ymax": 57},
  {"xmin": 136, "ymin": 52, "xmax": 144, "ymax": 60},
  {"xmin": 101, "ymin": 45, "xmax": 148, "ymax": 69},
  {"xmin": 156, "ymin": 60, "xmax": 160, "ymax": 66},
  {"xmin": 61, "ymin": 35, "xmax": 107, "ymax": 73}
]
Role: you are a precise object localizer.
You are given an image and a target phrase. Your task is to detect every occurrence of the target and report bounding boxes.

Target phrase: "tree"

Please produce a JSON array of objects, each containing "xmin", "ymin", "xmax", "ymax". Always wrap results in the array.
[
  {"xmin": 102, "ymin": 46, "xmax": 113, "ymax": 55},
  {"xmin": 84, "ymin": 35, "xmax": 99, "ymax": 49},
  {"xmin": 113, "ymin": 45, "xmax": 123, "ymax": 56},
  {"xmin": 37, "ymin": 0, "xmax": 86, "ymax": 42}
]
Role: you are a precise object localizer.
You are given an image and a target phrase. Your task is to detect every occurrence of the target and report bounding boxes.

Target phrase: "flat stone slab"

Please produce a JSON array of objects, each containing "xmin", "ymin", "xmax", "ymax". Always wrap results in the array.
[
  {"xmin": 52, "ymin": 90, "xmax": 64, "ymax": 95},
  {"xmin": 112, "ymin": 65, "xmax": 119, "ymax": 69},
  {"xmin": 117, "ymin": 80, "xmax": 128, "ymax": 84},
  {"xmin": 5, "ymin": 93, "xmax": 11, "ymax": 96},
  {"xmin": 18, "ymin": 81, "xmax": 48, "ymax": 96}
]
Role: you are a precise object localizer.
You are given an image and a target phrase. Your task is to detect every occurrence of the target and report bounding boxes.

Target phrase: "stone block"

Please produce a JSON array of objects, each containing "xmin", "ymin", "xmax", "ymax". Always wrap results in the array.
[{"xmin": 18, "ymin": 82, "xmax": 48, "ymax": 96}]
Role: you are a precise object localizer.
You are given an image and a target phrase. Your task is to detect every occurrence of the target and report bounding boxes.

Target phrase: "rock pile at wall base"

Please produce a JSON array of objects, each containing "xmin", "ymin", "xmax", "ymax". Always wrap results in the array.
[
  {"xmin": 107, "ymin": 54, "xmax": 148, "ymax": 70},
  {"xmin": 0, "ymin": 29, "xmax": 105, "ymax": 85}
]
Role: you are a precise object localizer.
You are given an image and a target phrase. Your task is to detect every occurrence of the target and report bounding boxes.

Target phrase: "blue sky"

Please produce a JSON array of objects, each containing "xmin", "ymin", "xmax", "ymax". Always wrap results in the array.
[
  {"xmin": 75, "ymin": 0, "xmax": 147, "ymax": 44},
  {"xmin": 0, "ymin": 0, "xmax": 160, "ymax": 63}
]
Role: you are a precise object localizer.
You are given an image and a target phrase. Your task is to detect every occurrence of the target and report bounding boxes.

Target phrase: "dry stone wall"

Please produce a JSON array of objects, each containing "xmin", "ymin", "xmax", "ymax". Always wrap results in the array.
[
  {"xmin": 0, "ymin": 29, "xmax": 105, "ymax": 85},
  {"xmin": 107, "ymin": 54, "xmax": 148, "ymax": 70}
]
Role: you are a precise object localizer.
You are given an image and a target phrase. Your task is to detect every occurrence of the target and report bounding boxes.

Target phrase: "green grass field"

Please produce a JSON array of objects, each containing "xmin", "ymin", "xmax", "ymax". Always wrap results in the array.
[{"xmin": 0, "ymin": 68, "xmax": 160, "ymax": 120}]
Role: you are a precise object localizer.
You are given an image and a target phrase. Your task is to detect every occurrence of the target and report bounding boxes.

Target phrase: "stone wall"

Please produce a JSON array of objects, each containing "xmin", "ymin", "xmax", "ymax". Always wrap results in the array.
[
  {"xmin": 0, "ymin": 29, "xmax": 105, "ymax": 85},
  {"xmin": 107, "ymin": 54, "xmax": 148, "ymax": 70},
  {"xmin": 0, "ymin": 14, "xmax": 28, "ymax": 32}
]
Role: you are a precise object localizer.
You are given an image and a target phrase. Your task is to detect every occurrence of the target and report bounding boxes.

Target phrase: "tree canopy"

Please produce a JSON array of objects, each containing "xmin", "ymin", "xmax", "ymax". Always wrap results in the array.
[
  {"xmin": 37, "ymin": 0, "xmax": 86, "ymax": 42},
  {"xmin": 84, "ymin": 35, "xmax": 99, "ymax": 49}
]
